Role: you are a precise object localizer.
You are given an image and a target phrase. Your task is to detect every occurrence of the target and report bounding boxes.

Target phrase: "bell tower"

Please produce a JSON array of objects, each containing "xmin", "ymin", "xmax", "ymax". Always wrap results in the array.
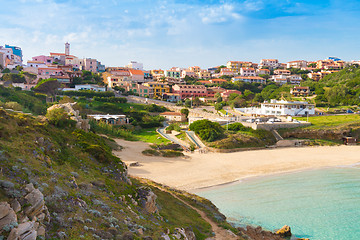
[{"xmin": 65, "ymin": 42, "xmax": 70, "ymax": 56}]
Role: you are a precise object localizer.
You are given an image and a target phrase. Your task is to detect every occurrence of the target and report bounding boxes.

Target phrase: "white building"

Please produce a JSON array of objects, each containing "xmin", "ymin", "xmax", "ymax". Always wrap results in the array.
[
  {"xmin": 240, "ymin": 67, "xmax": 256, "ymax": 77},
  {"xmin": 126, "ymin": 61, "xmax": 143, "ymax": 70},
  {"xmin": 287, "ymin": 60, "xmax": 308, "ymax": 69},
  {"xmin": 236, "ymin": 99, "xmax": 315, "ymax": 116},
  {"xmin": 259, "ymin": 59, "xmax": 280, "ymax": 69},
  {"xmin": 271, "ymin": 75, "xmax": 302, "ymax": 85},
  {"xmin": 61, "ymin": 84, "xmax": 106, "ymax": 92},
  {"xmin": 232, "ymin": 76, "xmax": 266, "ymax": 84}
]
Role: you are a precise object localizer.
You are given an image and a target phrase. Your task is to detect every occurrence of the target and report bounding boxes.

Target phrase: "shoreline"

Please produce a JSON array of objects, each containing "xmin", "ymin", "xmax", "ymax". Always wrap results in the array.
[{"xmin": 112, "ymin": 138, "xmax": 360, "ymax": 192}]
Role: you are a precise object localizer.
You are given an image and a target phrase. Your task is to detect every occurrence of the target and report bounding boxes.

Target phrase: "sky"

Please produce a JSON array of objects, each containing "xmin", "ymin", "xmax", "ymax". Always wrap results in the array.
[{"xmin": 1, "ymin": 0, "xmax": 360, "ymax": 69}]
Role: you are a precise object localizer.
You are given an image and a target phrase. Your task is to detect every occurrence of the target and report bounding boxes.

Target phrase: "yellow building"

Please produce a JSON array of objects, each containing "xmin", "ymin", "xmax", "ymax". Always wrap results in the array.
[
  {"xmin": 143, "ymin": 82, "xmax": 170, "ymax": 98},
  {"xmin": 226, "ymin": 61, "xmax": 253, "ymax": 73}
]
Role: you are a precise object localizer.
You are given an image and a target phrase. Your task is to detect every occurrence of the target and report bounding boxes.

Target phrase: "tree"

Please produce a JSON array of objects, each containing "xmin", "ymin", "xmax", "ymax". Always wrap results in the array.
[
  {"xmin": 1, "ymin": 68, "xmax": 11, "ymax": 73},
  {"xmin": 214, "ymin": 102, "xmax": 223, "ymax": 111},
  {"xmin": 180, "ymin": 108, "xmax": 189, "ymax": 119},
  {"xmin": 189, "ymin": 119, "xmax": 224, "ymax": 142},
  {"xmin": 46, "ymin": 108, "xmax": 76, "ymax": 128},
  {"xmin": 308, "ymin": 63, "xmax": 317, "ymax": 68},
  {"xmin": 34, "ymin": 78, "xmax": 60, "ymax": 96},
  {"xmin": 1, "ymin": 73, "xmax": 26, "ymax": 83},
  {"xmin": 192, "ymin": 97, "xmax": 201, "ymax": 107},
  {"xmin": 184, "ymin": 99, "xmax": 191, "ymax": 108}
]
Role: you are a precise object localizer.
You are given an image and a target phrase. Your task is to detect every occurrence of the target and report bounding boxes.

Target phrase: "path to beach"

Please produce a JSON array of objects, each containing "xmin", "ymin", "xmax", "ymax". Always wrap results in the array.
[{"xmin": 113, "ymin": 139, "xmax": 360, "ymax": 192}]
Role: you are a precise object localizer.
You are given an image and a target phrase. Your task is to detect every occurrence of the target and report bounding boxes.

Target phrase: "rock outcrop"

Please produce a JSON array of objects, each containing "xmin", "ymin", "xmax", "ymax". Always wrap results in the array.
[
  {"xmin": 138, "ymin": 187, "xmax": 158, "ymax": 214},
  {"xmin": 8, "ymin": 221, "xmax": 38, "ymax": 240},
  {"xmin": 0, "ymin": 202, "xmax": 17, "ymax": 230},
  {"xmin": 47, "ymin": 102, "xmax": 90, "ymax": 131},
  {"xmin": 275, "ymin": 225, "xmax": 292, "ymax": 237},
  {"xmin": 0, "ymin": 183, "xmax": 50, "ymax": 239}
]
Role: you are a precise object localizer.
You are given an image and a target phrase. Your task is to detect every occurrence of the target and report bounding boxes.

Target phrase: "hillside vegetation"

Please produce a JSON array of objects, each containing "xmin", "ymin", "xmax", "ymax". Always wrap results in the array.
[{"xmin": 0, "ymin": 109, "xmax": 237, "ymax": 239}]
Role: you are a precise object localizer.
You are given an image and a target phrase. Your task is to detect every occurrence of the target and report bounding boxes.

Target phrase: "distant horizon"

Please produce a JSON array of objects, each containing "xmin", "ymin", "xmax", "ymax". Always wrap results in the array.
[{"xmin": 1, "ymin": 0, "xmax": 360, "ymax": 69}]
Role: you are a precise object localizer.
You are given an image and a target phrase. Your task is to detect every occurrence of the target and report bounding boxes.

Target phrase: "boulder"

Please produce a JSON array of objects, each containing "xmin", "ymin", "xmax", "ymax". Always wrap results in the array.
[
  {"xmin": 276, "ymin": 225, "xmax": 292, "ymax": 237},
  {"xmin": 10, "ymin": 199, "xmax": 21, "ymax": 213},
  {"xmin": 47, "ymin": 103, "xmax": 90, "ymax": 131},
  {"xmin": 23, "ymin": 184, "xmax": 50, "ymax": 222},
  {"xmin": 8, "ymin": 221, "xmax": 37, "ymax": 240},
  {"xmin": 0, "ymin": 202, "xmax": 17, "ymax": 230},
  {"xmin": 137, "ymin": 187, "xmax": 158, "ymax": 214}
]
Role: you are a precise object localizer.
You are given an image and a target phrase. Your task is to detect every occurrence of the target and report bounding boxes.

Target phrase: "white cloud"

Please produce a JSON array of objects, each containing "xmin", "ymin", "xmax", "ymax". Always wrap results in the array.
[{"xmin": 200, "ymin": 4, "xmax": 243, "ymax": 24}]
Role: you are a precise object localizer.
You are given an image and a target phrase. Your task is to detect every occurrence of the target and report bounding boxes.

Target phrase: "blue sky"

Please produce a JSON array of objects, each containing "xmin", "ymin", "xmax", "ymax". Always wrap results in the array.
[{"xmin": 1, "ymin": 0, "xmax": 360, "ymax": 69}]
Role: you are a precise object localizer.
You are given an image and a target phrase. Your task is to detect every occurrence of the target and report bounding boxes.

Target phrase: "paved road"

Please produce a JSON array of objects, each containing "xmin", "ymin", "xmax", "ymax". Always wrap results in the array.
[{"xmin": 157, "ymin": 125, "xmax": 191, "ymax": 149}]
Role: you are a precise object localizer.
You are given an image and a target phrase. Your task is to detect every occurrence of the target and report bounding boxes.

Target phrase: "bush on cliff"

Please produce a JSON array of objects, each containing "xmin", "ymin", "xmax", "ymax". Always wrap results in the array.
[{"xmin": 189, "ymin": 119, "xmax": 224, "ymax": 142}]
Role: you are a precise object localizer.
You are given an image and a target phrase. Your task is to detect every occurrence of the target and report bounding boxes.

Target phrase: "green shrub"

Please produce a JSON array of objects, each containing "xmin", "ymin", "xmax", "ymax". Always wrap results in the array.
[
  {"xmin": 227, "ymin": 122, "xmax": 247, "ymax": 131},
  {"xmin": 189, "ymin": 120, "xmax": 224, "ymax": 142},
  {"xmin": 4, "ymin": 101, "xmax": 22, "ymax": 111},
  {"xmin": 46, "ymin": 108, "xmax": 76, "ymax": 128}
]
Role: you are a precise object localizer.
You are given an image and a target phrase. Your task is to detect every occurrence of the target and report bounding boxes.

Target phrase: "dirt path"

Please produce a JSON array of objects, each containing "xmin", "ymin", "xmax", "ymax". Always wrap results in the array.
[{"xmin": 158, "ymin": 187, "xmax": 240, "ymax": 240}]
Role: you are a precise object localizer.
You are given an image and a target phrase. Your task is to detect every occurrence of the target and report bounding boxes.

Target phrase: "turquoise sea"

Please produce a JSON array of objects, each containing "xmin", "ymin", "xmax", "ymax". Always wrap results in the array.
[{"xmin": 196, "ymin": 166, "xmax": 360, "ymax": 240}]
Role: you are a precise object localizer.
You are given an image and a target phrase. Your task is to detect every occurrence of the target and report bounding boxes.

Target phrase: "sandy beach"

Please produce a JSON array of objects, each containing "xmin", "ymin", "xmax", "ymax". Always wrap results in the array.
[{"xmin": 113, "ymin": 139, "xmax": 360, "ymax": 192}]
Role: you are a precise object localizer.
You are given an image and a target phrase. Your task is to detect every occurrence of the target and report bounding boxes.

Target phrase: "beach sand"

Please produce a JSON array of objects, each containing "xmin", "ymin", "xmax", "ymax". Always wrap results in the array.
[{"xmin": 113, "ymin": 139, "xmax": 360, "ymax": 192}]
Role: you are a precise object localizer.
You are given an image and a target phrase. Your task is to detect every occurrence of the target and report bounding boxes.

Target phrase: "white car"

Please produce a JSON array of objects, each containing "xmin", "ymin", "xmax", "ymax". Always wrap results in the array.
[{"xmin": 246, "ymin": 119, "xmax": 255, "ymax": 123}]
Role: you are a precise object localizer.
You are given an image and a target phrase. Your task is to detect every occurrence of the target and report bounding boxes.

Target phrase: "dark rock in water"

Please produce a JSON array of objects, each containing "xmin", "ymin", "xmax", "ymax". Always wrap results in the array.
[
  {"xmin": 276, "ymin": 225, "xmax": 292, "ymax": 237},
  {"xmin": 238, "ymin": 225, "xmax": 289, "ymax": 240}
]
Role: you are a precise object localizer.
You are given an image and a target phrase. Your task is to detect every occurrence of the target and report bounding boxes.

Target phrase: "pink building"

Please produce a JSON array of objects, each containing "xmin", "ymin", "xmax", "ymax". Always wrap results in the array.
[
  {"xmin": 221, "ymin": 90, "xmax": 242, "ymax": 101},
  {"xmin": 181, "ymin": 70, "xmax": 196, "ymax": 78},
  {"xmin": 172, "ymin": 84, "xmax": 208, "ymax": 99},
  {"xmin": 32, "ymin": 55, "xmax": 54, "ymax": 64},
  {"xmin": 38, "ymin": 67, "xmax": 63, "ymax": 77},
  {"xmin": 128, "ymin": 69, "xmax": 145, "ymax": 82}
]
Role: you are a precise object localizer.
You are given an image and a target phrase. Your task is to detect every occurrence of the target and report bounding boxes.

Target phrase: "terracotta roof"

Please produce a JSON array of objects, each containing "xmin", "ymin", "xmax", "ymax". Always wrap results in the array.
[
  {"xmin": 210, "ymin": 78, "xmax": 227, "ymax": 82},
  {"xmin": 128, "ymin": 69, "xmax": 144, "ymax": 75},
  {"xmin": 234, "ymin": 76, "xmax": 265, "ymax": 80},
  {"xmin": 50, "ymin": 52, "xmax": 66, "ymax": 56},
  {"xmin": 160, "ymin": 112, "xmax": 184, "ymax": 116},
  {"xmin": 38, "ymin": 67, "xmax": 62, "ymax": 70}
]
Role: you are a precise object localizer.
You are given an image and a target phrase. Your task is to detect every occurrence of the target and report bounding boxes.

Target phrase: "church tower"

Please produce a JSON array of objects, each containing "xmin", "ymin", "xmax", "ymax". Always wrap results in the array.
[{"xmin": 65, "ymin": 42, "xmax": 70, "ymax": 56}]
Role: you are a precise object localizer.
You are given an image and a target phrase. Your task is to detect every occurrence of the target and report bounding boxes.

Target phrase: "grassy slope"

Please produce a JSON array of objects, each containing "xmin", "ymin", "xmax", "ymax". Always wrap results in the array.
[
  {"xmin": 295, "ymin": 114, "xmax": 360, "ymax": 129},
  {"xmin": 280, "ymin": 114, "xmax": 360, "ymax": 145},
  {"xmin": 0, "ymin": 109, "xmax": 225, "ymax": 239},
  {"xmin": 207, "ymin": 129, "xmax": 276, "ymax": 149}
]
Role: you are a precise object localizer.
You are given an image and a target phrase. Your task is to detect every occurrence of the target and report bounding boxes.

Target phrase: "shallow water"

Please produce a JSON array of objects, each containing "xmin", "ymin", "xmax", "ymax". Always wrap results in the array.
[{"xmin": 196, "ymin": 167, "xmax": 360, "ymax": 240}]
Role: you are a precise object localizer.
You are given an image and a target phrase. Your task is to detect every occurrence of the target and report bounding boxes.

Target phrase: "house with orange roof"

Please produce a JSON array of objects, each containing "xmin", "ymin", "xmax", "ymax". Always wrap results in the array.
[
  {"xmin": 240, "ymin": 67, "xmax": 256, "ymax": 77},
  {"xmin": 181, "ymin": 70, "xmax": 196, "ymax": 78},
  {"xmin": 259, "ymin": 59, "xmax": 280, "ymax": 69},
  {"xmin": 209, "ymin": 78, "xmax": 228, "ymax": 84},
  {"xmin": 197, "ymin": 70, "xmax": 212, "ymax": 79},
  {"xmin": 256, "ymin": 68, "xmax": 270, "ymax": 75},
  {"xmin": 232, "ymin": 76, "xmax": 266, "ymax": 84},
  {"xmin": 287, "ymin": 60, "xmax": 307, "ymax": 69},
  {"xmin": 189, "ymin": 66, "xmax": 201, "ymax": 72},
  {"xmin": 128, "ymin": 69, "xmax": 145, "ymax": 82},
  {"xmin": 198, "ymin": 80, "xmax": 211, "ymax": 85},
  {"xmin": 274, "ymin": 69, "xmax": 291, "ymax": 75}
]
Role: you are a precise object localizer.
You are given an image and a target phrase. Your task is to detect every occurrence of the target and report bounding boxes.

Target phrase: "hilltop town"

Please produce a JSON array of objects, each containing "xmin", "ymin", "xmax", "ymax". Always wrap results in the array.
[{"xmin": 1, "ymin": 43, "xmax": 360, "ymax": 240}]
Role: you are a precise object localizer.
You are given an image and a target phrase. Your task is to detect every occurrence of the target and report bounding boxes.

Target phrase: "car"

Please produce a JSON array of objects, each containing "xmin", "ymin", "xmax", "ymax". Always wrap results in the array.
[
  {"xmin": 255, "ymin": 118, "xmax": 262, "ymax": 123},
  {"xmin": 274, "ymin": 118, "xmax": 281, "ymax": 122},
  {"xmin": 246, "ymin": 119, "xmax": 255, "ymax": 123}
]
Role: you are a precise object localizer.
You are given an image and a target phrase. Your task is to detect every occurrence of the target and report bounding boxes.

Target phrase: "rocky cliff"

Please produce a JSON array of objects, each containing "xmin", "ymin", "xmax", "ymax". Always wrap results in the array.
[{"xmin": 0, "ymin": 109, "xmax": 229, "ymax": 239}]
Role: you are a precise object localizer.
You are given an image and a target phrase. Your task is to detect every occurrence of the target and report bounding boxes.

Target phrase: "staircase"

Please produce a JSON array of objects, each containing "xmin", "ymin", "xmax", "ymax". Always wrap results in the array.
[{"xmin": 271, "ymin": 129, "xmax": 284, "ymax": 141}]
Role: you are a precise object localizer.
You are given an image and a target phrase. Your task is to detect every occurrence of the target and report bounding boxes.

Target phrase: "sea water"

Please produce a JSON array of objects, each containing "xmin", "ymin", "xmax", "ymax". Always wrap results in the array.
[{"xmin": 196, "ymin": 167, "xmax": 360, "ymax": 240}]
